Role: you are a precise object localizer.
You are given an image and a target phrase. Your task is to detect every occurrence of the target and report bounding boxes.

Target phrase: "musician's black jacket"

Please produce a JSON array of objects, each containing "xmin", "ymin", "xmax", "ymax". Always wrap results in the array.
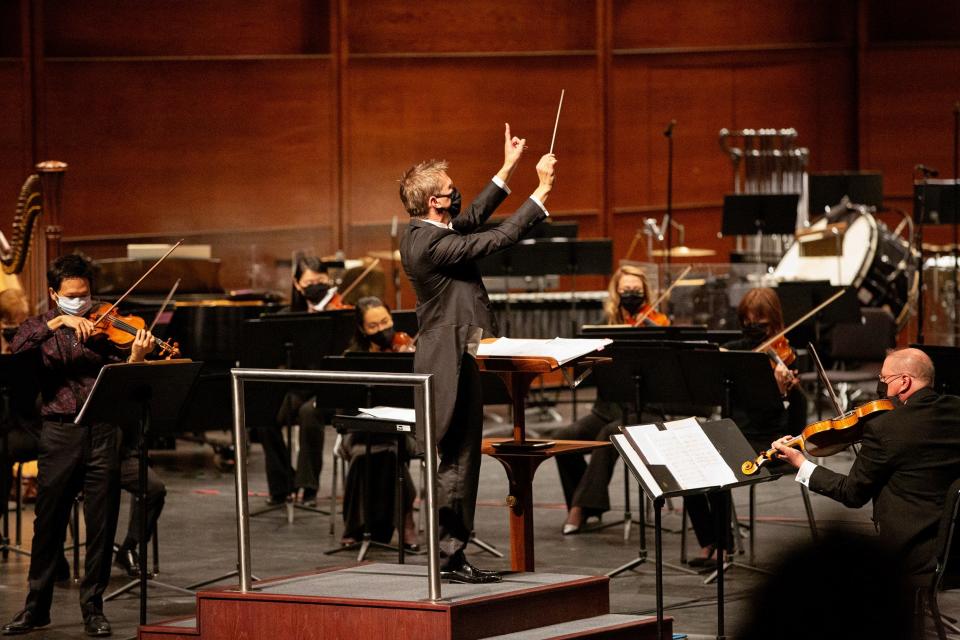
[
  {"xmin": 808, "ymin": 387, "xmax": 960, "ymax": 575},
  {"xmin": 400, "ymin": 181, "xmax": 546, "ymax": 440}
]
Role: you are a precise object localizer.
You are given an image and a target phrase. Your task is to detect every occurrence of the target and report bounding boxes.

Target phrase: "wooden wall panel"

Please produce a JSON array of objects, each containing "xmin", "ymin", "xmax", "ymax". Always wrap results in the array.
[
  {"xmin": 347, "ymin": 0, "xmax": 595, "ymax": 54},
  {"xmin": 43, "ymin": 59, "xmax": 337, "ymax": 239},
  {"xmin": 344, "ymin": 57, "xmax": 601, "ymax": 231},
  {"xmin": 612, "ymin": 0, "xmax": 854, "ymax": 50},
  {"xmin": 43, "ymin": 0, "xmax": 330, "ymax": 56},
  {"xmin": 859, "ymin": 47, "xmax": 960, "ymax": 197},
  {"xmin": 867, "ymin": 1, "xmax": 960, "ymax": 43},
  {"xmin": 0, "ymin": 62, "xmax": 29, "ymax": 211}
]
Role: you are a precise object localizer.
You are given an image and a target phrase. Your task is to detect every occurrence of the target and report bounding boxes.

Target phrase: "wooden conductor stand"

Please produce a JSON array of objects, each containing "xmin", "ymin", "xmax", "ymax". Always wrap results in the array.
[{"xmin": 477, "ymin": 349, "xmax": 610, "ymax": 571}]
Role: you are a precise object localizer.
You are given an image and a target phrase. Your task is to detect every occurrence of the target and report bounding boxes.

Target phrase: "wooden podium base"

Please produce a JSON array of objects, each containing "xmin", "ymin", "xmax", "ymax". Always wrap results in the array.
[{"xmin": 137, "ymin": 563, "xmax": 670, "ymax": 640}]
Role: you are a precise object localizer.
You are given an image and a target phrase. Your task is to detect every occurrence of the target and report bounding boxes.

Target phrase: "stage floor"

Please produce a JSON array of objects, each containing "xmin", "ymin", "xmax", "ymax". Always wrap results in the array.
[{"xmin": 2, "ymin": 392, "xmax": 958, "ymax": 639}]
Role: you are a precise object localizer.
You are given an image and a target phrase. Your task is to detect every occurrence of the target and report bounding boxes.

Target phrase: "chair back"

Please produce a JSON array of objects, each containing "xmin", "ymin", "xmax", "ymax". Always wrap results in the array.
[{"xmin": 934, "ymin": 477, "xmax": 960, "ymax": 591}]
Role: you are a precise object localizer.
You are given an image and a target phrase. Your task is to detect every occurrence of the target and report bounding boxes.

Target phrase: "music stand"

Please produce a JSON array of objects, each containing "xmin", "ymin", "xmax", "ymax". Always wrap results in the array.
[
  {"xmin": 592, "ymin": 345, "xmax": 704, "ymax": 578},
  {"xmin": 722, "ymin": 194, "xmax": 799, "ymax": 264},
  {"xmin": 808, "ymin": 172, "xmax": 883, "ymax": 216},
  {"xmin": 775, "ymin": 282, "xmax": 860, "ymax": 355},
  {"xmin": 0, "ymin": 352, "xmax": 39, "ymax": 560},
  {"xmin": 77, "ymin": 359, "xmax": 202, "ymax": 626}
]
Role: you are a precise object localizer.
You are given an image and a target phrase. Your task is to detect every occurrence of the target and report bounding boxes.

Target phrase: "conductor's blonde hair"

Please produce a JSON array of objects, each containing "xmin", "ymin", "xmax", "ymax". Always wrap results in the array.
[{"xmin": 399, "ymin": 159, "xmax": 449, "ymax": 217}]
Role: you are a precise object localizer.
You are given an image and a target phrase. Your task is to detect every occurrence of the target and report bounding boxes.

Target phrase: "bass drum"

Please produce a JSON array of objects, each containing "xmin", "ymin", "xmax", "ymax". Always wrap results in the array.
[{"xmin": 772, "ymin": 212, "xmax": 918, "ymax": 328}]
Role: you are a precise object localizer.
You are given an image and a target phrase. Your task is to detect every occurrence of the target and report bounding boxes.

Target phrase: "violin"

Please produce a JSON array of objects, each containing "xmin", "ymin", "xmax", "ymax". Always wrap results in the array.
[
  {"xmin": 742, "ymin": 398, "xmax": 893, "ymax": 475},
  {"xmin": 323, "ymin": 292, "xmax": 351, "ymax": 310},
  {"xmin": 389, "ymin": 330, "xmax": 416, "ymax": 353},
  {"xmin": 88, "ymin": 302, "xmax": 180, "ymax": 357},
  {"xmin": 632, "ymin": 265, "xmax": 692, "ymax": 327},
  {"xmin": 326, "ymin": 257, "xmax": 382, "ymax": 310},
  {"xmin": 631, "ymin": 305, "xmax": 670, "ymax": 327}
]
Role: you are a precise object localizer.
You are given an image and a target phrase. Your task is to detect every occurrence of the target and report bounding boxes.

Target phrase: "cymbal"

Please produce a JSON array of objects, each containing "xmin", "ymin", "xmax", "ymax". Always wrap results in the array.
[
  {"xmin": 650, "ymin": 246, "xmax": 717, "ymax": 258},
  {"xmin": 368, "ymin": 249, "xmax": 401, "ymax": 261}
]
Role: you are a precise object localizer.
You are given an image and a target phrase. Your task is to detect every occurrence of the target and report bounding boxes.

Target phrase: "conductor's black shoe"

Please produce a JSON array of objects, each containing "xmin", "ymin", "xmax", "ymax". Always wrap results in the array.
[
  {"xmin": 83, "ymin": 613, "xmax": 111, "ymax": 637},
  {"xmin": 2, "ymin": 609, "xmax": 50, "ymax": 635},
  {"xmin": 114, "ymin": 545, "xmax": 139, "ymax": 578},
  {"xmin": 440, "ymin": 560, "xmax": 502, "ymax": 584}
]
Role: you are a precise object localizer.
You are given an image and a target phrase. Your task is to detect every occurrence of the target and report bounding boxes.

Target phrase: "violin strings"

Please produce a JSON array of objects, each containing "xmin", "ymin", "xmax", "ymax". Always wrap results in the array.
[{"xmin": 104, "ymin": 315, "xmax": 174, "ymax": 350}]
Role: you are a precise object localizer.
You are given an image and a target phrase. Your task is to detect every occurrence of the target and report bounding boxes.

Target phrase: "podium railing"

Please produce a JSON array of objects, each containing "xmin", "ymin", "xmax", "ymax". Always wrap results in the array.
[{"xmin": 229, "ymin": 368, "xmax": 440, "ymax": 600}]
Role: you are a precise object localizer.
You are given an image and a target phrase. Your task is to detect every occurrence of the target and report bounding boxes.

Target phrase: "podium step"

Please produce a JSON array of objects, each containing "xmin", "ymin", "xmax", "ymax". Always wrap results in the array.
[
  {"xmin": 139, "ymin": 563, "xmax": 615, "ymax": 640},
  {"xmin": 480, "ymin": 613, "xmax": 668, "ymax": 639}
]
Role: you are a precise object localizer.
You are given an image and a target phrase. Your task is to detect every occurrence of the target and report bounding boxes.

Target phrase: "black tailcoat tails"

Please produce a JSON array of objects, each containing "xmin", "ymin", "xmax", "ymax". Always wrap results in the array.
[
  {"xmin": 400, "ymin": 180, "xmax": 546, "ymax": 563},
  {"xmin": 807, "ymin": 387, "xmax": 960, "ymax": 576}
]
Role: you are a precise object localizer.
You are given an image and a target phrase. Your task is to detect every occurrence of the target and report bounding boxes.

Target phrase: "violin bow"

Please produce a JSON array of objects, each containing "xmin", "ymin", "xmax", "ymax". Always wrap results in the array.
[
  {"xmin": 754, "ymin": 288, "xmax": 846, "ymax": 354},
  {"xmin": 148, "ymin": 278, "xmax": 181, "ymax": 333},
  {"xmin": 93, "ymin": 240, "xmax": 183, "ymax": 327},
  {"xmin": 338, "ymin": 258, "xmax": 381, "ymax": 300},
  {"xmin": 808, "ymin": 341, "xmax": 844, "ymax": 416},
  {"xmin": 633, "ymin": 265, "xmax": 692, "ymax": 326}
]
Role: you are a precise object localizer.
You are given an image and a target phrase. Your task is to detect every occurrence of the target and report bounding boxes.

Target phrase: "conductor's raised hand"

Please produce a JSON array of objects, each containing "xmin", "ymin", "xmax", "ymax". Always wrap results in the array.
[
  {"xmin": 503, "ymin": 123, "xmax": 526, "ymax": 167},
  {"xmin": 531, "ymin": 153, "xmax": 557, "ymax": 205},
  {"xmin": 129, "ymin": 328, "xmax": 156, "ymax": 363}
]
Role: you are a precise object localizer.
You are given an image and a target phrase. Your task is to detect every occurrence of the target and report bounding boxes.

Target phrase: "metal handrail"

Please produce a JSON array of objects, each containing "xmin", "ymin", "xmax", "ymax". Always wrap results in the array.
[{"xmin": 229, "ymin": 368, "xmax": 441, "ymax": 600}]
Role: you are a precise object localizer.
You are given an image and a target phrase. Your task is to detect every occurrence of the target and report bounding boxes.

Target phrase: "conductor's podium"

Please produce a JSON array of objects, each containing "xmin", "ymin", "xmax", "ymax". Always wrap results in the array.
[{"xmin": 137, "ymin": 564, "xmax": 670, "ymax": 640}]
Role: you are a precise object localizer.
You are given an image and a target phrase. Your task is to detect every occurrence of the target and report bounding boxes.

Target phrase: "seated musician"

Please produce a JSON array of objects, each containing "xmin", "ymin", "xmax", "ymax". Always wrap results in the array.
[
  {"xmin": 254, "ymin": 255, "xmax": 341, "ymax": 506},
  {"xmin": 288, "ymin": 255, "xmax": 342, "ymax": 312},
  {"xmin": 552, "ymin": 265, "xmax": 668, "ymax": 534},
  {"xmin": 3, "ymin": 254, "xmax": 156, "ymax": 637},
  {"xmin": 684, "ymin": 286, "xmax": 803, "ymax": 567},
  {"xmin": 339, "ymin": 296, "xmax": 417, "ymax": 548},
  {"xmin": 0, "ymin": 287, "xmax": 29, "ymax": 353},
  {"xmin": 773, "ymin": 348, "xmax": 960, "ymax": 583}
]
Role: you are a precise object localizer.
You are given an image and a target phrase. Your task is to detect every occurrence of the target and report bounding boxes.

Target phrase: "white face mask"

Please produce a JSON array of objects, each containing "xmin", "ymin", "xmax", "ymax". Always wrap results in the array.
[{"xmin": 56, "ymin": 294, "xmax": 93, "ymax": 316}]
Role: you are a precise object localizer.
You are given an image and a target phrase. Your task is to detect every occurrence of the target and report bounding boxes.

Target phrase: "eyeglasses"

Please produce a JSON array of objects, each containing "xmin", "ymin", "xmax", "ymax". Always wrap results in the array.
[{"xmin": 878, "ymin": 372, "xmax": 909, "ymax": 383}]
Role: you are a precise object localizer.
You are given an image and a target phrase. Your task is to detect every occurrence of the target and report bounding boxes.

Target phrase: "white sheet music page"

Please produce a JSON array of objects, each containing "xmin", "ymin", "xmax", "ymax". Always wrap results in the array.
[
  {"xmin": 476, "ymin": 337, "xmax": 611, "ymax": 365},
  {"xmin": 612, "ymin": 434, "xmax": 663, "ymax": 498},
  {"xmin": 359, "ymin": 406, "xmax": 416, "ymax": 423},
  {"xmin": 622, "ymin": 424, "xmax": 666, "ymax": 465},
  {"xmin": 660, "ymin": 417, "xmax": 737, "ymax": 488}
]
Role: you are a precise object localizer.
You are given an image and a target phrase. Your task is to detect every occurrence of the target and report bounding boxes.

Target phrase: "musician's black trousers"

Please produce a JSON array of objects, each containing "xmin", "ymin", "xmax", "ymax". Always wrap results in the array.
[
  {"xmin": 437, "ymin": 353, "xmax": 484, "ymax": 568},
  {"xmin": 25, "ymin": 420, "xmax": 120, "ymax": 618},
  {"xmin": 257, "ymin": 392, "xmax": 326, "ymax": 499},
  {"xmin": 117, "ymin": 452, "xmax": 166, "ymax": 550},
  {"xmin": 553, "ymin": 410, "xmax": 622, "ymax": 516}
]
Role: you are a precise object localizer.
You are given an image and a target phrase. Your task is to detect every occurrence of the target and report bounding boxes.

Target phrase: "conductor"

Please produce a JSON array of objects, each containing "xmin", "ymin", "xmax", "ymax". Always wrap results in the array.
[{"xmin": 399, "ymin": 124, "xmax": 556, "ymax": 583}]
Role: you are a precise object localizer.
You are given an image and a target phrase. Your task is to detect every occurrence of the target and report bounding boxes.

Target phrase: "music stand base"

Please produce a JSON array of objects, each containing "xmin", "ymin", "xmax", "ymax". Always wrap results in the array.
[
  {"xmin": 606, "ymin": 552, "xmax": 698, "ymax": 578},
  {"xmin": 702, "ymin": 559, "xmax": 773, "ymax": 585},
  {"xmin": 468, "ymin": 534, "xmax": 504, "ymax": 558},
  {"xmin": 104, "ymin": 576, "xmax": 195, "ymax": 602}
]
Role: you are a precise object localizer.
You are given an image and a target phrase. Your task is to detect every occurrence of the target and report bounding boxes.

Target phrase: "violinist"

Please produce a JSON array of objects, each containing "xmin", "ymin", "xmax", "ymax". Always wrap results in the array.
[
  {"xmin": 603, "ymin": 264, "xmax": 669, "ymax": 327},
  {"xmin": 684, "ymin": 287, "xmax": 804, "ymax": 568},
  {"xmin": 552, "ymin": 265, "xmax": 667, "ymax": 535},
  {"xmin": 289, "ymin": 255, "xmax": 342, "ymax": 312},
  {"xmin": 773, "ymin": 348, "xmax": 960, "ymax": 579},
  {"xmin": 339, "ymin": 296, "xmax": 418, "ymax": 548},
  {"xmin": 4, "ymin": 254, "xmax": 156, "ymax": 637}
]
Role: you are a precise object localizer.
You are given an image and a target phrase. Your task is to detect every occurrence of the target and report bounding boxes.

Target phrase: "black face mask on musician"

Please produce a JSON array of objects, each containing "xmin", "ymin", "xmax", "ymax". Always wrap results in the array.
[
  {"xmin": 619, "ymin": 291, "xmax": 646, "ymax": 315},
  {"xmin": 302, "ymin": 283, "xmax": 331, "ymax": 304},
  {"xmin": 435, "ymin": 187, "xmax": 462, "ymax": 218},
  {"xmin": 369, "ymin": 326, "xmax": 395, "ymax": 349},
  {"xmin": 742, "ymin": 322, "xmax": 769, "ymax": 342}
]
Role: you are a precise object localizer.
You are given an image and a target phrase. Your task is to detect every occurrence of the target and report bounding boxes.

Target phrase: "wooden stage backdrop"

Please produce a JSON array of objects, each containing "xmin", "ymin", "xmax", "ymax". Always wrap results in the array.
[{"xmin": 1, "ymin": 0, "xmax": 958, "ymax": 296}]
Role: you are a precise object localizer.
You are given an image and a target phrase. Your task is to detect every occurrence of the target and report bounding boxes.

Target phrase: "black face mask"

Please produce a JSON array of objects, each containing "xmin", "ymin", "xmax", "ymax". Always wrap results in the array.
[
  {"xmin": 369, "ymin": 326, "xmax": 395, "ymax": 349},
  {"xmin": 437, "ymin": 187, "xmax": 462, "ymax": 218},
  {"xmin": 619, "ymin": 291, "xmax": 646, "ymax": 316},
  {"xmin": 876, "ymin": 378, "xmax": 888, "ymax": 399},
  {"xmin": 741, "ymin": 322, "xmax": 769, "ymax": 342},
  {"xmin": 302, "ymin": 283, "xmax": 331, "ymax": 304}
]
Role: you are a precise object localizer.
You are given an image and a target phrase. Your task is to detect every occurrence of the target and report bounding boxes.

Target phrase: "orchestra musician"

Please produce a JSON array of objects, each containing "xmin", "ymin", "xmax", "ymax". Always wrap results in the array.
[
  {"xmin": 684, "ymin": 287, "xmax": 803, "ymax": 568},
  {"xmin": 3, "ymin": 254, "xmax": 156, "ymax": 637},
  {"xmin": 288, "ymin": 255, "xmax": 343, "ymax": 312},
  {"xmin": 339, "ymin": 296, "xmax": 417, "ymax": 548},
  {"xmin": 553, "ymin": 265, "xmax": 668, "ymax": 535},
  {"xmin": 399, "ymin": 123, "xmax": 555, "ymax": 584},
  {"xmin": 773, "ymin": 348, "xmax": 960, "ymax": 580}
]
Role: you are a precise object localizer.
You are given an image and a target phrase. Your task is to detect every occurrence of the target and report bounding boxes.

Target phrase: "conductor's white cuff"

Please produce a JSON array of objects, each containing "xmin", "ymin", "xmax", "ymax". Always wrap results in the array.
[{"xmin": 492, "ymin": 176, "xmax": 510, "ymax": 194}]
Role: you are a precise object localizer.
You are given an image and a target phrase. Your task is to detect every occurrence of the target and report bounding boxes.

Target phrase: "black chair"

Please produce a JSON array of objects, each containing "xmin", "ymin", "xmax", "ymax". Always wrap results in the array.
[{"xmin": 924, "ymin": 477, "xmax": 960, "ymax": 639}]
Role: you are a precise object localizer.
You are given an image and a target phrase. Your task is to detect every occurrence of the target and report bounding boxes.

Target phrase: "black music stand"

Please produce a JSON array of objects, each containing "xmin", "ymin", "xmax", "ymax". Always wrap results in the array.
[
  {"xmin": 77, "ymin": 359, "xmax": 202, "ymax": 626},
  {"xmin": 0, "ymin": 352, "xmax": 39, "ymax": 560},
  {"xmin": 775, "ymin": 283, "xmax": 860, "ymax": 354},
  {"xmin": 326, "ymin": 412, "xmax": 417, "ymax": 563},
  {"xmin": 910, "ymin": 344, "xmax": 960, "ymax": 396},
  {"xmin": 593, "ymin": 345, "xmax": 704, "ymax": 578},
  {"xmin": 808, "ymin": 172, "xmax": 883, "ymax": 216},
  {"xmin": 612, "ymin": 418, "xmax": 776, "ymax": 640},
  {"xmin": 722, "ymin": 194, "xmax": 799, "ymax": 264}
]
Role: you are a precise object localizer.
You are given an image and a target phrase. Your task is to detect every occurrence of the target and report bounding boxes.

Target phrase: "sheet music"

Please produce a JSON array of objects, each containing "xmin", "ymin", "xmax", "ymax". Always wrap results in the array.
[
  {"xmin": 358, "ymin": 406, "xmax": 415, "ymax": 423},
  {"xmin": 623, "ymin": 418, "xmax": 737, "ymax": 490},
  {"xmin": 476, "ymin": 337, "xmax": 611, "ymax": 365},
  {"xmin": 612, "ymin": 434, "xmax": 663, "ymax": 499}
]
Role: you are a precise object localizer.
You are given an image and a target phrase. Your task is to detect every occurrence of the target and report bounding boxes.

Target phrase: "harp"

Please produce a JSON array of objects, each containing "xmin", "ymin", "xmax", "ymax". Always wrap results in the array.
[{"xmin": 0, "ymin": 161, "xmax": 67, "ymax": 313}]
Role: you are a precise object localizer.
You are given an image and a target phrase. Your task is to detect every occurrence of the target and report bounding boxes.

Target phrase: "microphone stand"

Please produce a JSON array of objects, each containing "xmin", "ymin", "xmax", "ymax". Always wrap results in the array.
[
  {"xmin": 390, "ymin": 215, "xmax": 402, "ymax": 310},
  {"xmin": 663, "ymin": 120, "xmax": 676, "ymax": 302}
]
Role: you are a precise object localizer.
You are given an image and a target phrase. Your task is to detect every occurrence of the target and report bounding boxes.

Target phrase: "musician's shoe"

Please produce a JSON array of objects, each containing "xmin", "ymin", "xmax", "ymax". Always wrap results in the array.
[
  {"xmin": 83, "ymin": 612, "xmax": 111, "ymax": 637},
  {"xmin": 114, "ymin": 544, "xmax": 140, "ymax": 578},
  {"xmin": 2, "ymin": 609, "xmax": 50, "ymax": 635},
  {"xmin": 299, "ymin": 489, "xmax": 318, "ymax": 508},
  {"xmin": 265, "ymin": 494, "xmax": 289, "ymax": 507},
  {"xmin": 687, "ymin": 545, "xmax": 718, "ymax": 568},
  {"xmin": 562, "ymin": 506, "xmax": 584, "ymax": 535},
  {"xmin": 440, "ymin": 555, "xmax": 501, "ymax": 584}
]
